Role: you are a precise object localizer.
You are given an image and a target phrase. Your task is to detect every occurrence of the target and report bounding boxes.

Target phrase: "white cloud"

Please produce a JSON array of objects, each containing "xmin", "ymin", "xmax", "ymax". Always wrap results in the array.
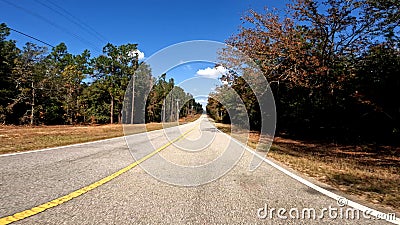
[
  {"xmin": 196, "ymin": 99, "xmax": 208, "ymax": 104},
  {"xmin": 129, "ymin": 49, "xmax": 145, "ymax": 60},
  {"xmin": 195, "ymin": 65, "xmax": 228, "ymax": 79},
  {"xmin": 184, "ymin": 64, "xmax": 192, "ymax": 70},
  {"xmin": 195, "ymin": 98, "xmax": 208, "ymax": 107}
]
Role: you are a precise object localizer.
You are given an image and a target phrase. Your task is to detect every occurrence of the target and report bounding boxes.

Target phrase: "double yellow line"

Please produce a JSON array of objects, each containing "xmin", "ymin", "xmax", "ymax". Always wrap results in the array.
[{"xmin": 0, "ymin": 124, "xmax": 197, "ymax": 225}]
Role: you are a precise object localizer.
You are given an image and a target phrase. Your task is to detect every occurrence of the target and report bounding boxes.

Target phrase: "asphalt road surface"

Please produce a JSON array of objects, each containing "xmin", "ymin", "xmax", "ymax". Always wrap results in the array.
[{"xmin": 0, "ymin": 115, "xmax": 397, "ymax": 224}]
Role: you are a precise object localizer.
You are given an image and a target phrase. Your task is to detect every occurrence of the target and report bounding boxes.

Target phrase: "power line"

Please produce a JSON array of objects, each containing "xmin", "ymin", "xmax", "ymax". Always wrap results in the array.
[
  {"xmin": 44, "ymin": 0, "xmax": 108, "ymax": 42},
  {"xmin": 9, "ymin": 28, "xmax": 55, "ymax": 48},
  {"xmin": 34, "ymin": 0, "xmax": 108, "ymax": 43},
  {"xmin": 0, "ymin": 0, "xmax": 102, "ymax": 54}
]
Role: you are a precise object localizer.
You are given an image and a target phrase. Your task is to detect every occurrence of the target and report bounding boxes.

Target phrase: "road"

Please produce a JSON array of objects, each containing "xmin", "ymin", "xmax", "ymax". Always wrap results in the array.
[{"xmin": 0, "ymin": 115, "xmax": 397, "ymax": 224}]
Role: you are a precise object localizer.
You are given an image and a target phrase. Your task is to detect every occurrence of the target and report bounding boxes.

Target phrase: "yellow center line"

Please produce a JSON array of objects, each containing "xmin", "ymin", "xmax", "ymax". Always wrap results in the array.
[{"xmin": 0, "ymin": 124, "xmax": 199, "ymax": 225}]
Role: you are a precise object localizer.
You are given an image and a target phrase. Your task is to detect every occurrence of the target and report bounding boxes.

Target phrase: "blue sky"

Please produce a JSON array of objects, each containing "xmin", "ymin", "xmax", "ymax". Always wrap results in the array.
[
  {"xmin": 1, "ymin": 0, "xmax": 288, "ymax": 105},
  {"xmin": 1, "ymin": 0, "xmax": 288, "ymax": 56}
]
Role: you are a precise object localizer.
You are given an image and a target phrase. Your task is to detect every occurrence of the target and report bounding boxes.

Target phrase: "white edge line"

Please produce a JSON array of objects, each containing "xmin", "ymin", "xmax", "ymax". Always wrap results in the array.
[
  {"xmin": 0, "ymin": 122, "xmax": 195, "ymax": 158},
  {"xmin": 217, "ymin": 129, "xmax": 400, "ymax": 225},
  {"xmin": 0, "ymin": 136, "xmax": 124, "ymax": 157}
]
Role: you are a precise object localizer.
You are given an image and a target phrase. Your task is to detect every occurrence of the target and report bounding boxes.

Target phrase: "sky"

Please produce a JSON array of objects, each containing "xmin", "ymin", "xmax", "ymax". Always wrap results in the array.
[{"xmin": 1, "ymin": 0, "xmax": 289, "ymax": 106}]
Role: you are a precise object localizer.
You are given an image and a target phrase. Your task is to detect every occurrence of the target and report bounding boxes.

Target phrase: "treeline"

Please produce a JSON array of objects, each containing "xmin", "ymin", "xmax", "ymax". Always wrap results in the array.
[
  {"xmin": 207, "ymin": 0, "xmax": 400, "ymax": 143},
  {"xmin": 143, "ymin": 73, "xmax": 203, "ymax": 124},
  {"xmin": 0, "ymin": 23, "xmax": 202, "ymax": 125}
]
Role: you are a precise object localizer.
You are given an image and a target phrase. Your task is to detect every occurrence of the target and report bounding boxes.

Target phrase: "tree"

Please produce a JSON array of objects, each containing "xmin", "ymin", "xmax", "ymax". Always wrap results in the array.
[
  {"xmin": 11, "ymin": 42, "xmax": 47, "ymax": 125},
  {"xmin": 353, "ymin": 42, "xmax": 400, "ymax": 141},
  {"xmin": 61, "ymin": 50, "xmax": 90, "ymax": 124},
  {"xmin": 214, "ymin": 0, "xmax": 399, "ymax": 141},
  {"xmin": 92, "ymin": 43, "xmax": 139, "ymax": 124},
  {"xmin": 145, "ymin": 73, "xmax": 167, "ymax": 122},
  {"xmin": 43, "ymin": 43, "xmax": 74, "ymax": 124},
  {"xmin": 145, "ymin": 74, "xmax": 201, "ymax": 123},
  {"xmin": 0, "ymin": 23, "xmax": 20, "ymax": 124},
  {"xmin": 364, "ymin": 0, "xmax": 400, "ymax": 39}
]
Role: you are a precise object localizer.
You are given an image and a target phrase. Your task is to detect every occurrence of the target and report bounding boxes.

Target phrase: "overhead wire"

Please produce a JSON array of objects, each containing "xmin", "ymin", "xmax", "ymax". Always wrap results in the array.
[
  {"xmin": 0, "ymin": 0, "xmax": 103, "ymax": 54},
  {"xmin": 34, "ymin": 0, "xmax": 108, "ymax": 43},
  {"xmin": 9, "ymin": 27, "xmax": 55, "ymax": 48}
]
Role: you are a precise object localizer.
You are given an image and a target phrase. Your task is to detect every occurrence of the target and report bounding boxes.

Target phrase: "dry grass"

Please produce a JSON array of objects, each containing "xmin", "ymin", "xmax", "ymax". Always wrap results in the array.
[
  {"xmin": 0, "ymin": 114, "xmax": 201, "ymax": 155},
  {"xmin": 214, "ymin": 123, "xmax": 400, "ymax": 211}
]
